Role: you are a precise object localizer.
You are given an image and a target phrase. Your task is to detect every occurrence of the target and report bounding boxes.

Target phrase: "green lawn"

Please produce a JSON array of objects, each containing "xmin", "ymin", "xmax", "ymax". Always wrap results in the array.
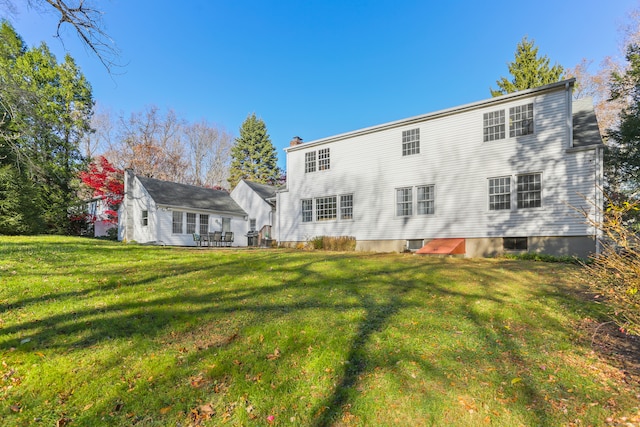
[{"xmin": 0, "ymin": 236, "xmax": 638, "ymax": 426}]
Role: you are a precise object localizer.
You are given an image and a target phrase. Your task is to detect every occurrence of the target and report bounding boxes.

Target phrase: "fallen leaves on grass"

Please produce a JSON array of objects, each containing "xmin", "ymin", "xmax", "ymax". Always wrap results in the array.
[
  {"xmin": 266, "ymin": 348, "xmax": 281, "ymax": 360},
  {"xmin": 188, "ymin": 403, "xmax": 215, "ymax": 426}
]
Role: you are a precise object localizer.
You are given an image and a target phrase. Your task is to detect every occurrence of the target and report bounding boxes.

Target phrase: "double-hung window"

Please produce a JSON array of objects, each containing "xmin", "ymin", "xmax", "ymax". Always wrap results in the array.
[
  {"xmin": 301, "ymin": 199, "xmax": 313, "ymax": 222},
  {"xmin": 316, "ymin": 196, "xmax": 337, "ymax": 221},
  {"xmin": 340, "ymin": 194, "xmax": 353, "ymax": 220},
  {"xmin": 199, "ymin": 214, "xmax": 209, "ymax": 235},
  {"xmin": 483, "ymin": 110, "xmax": 505, "ymax": 142},
  {"xmin": 186, "ymin": 213, "xmax": 196, "ymax": 234},
  {"xmin": 305, "ymin": 152, "xmax": 316, "ymax": 173},
  {"xmin": 509, "ymin": 103, "xmax": 534, "ymax": 137},
  {"xmin": 402, "ymin": 128, "xmax": 420, "ymax": 156},
  {"xmin": 396, "ymin": 187, "xmax": 413, "ymax": 216},
  {"xmin": 489, "ymin": 177, "xmax": 511, "ymax": 210},
  {"xmin": 141, "ymin": 210, "xmax": 148, "ymax": 226},
  {"xmin": 172, "ymin": 211, "xmax": 183, "ymax": 234},
  {"xmin": 318, "ymin": 148, "xmax": 330, "ymax": 170},
  {"xmin": 517, "ymin": 173, "xmax": 541, "ymax": 208},
  {"xmin": 416, "ymin": 185, "xmax": 435, "ymax": 215}
]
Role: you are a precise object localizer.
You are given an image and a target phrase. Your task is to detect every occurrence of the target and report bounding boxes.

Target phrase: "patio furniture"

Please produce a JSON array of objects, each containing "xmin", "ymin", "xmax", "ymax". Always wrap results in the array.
[
  {"xmin": 246, "ymin": 230, "xmax": 259, "ymax": 246},
  {"xmin": 192, "ymin": 233, "xmax": 201, "ymax": 247},
  {"xmin": 222, "ymin": 231, "xmax": 234, "ymax": 247},
  {"xmin": 200, "ymin": 233, "xmax": 210, "ymax": 247},
  {"xmin": 210, "ymin": 231, "xmax": 223, "ymax": 247}
]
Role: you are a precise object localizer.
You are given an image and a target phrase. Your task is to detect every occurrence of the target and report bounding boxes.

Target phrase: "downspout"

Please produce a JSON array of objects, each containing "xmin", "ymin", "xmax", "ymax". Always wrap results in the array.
[
  {"xmin": 595, "ymin": 146, "xmax": 604, "ymax": 254},
  {"xmin": 566, "ymin": 81, "xmax": 573, "ymax": 149}
]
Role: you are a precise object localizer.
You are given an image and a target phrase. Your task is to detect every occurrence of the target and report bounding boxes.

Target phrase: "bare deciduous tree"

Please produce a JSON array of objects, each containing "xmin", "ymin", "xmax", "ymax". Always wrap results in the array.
[
  {"xmin": 567, "ymin": 58, "xmax": 625, "ymax": 135},
  {"xmin": 1, "ymin": 0, "xmax": 120, "ymax": 71},
  {"xmin": 567, "ymin": 7, "xmax": 640, "ymax": 137},
  {"xmin": 118, "ymin": 106, "xmax": 188, "ymax": 182},
  {"xmin": 184, "ymin": 119, "xmax": 232, "ymax": 188},
  {"xmin": 82, "ymin": 103, "xmax": 116, "ymax": 159}
]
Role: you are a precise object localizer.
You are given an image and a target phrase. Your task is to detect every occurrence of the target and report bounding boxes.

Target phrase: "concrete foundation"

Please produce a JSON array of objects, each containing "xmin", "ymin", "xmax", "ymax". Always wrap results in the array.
[{"xmin": 280, "ymin": 235, "xmax": 597, "ymax": 259}]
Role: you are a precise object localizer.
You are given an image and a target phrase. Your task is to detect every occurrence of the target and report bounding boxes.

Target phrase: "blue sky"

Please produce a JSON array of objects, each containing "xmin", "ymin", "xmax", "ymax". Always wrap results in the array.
[{"xmin": 6, "ymin": 0, "xmax": 639, "ymax": 168}]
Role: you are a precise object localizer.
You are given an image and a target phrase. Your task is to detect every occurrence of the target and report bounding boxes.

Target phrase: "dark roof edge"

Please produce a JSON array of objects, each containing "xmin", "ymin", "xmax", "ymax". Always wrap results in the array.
[
  {"xmin": 285, "ymin": 79, "xmax": 576, "ymax": 152},
  {"xmin": 156, "ymin": 203, "xmax": 247, "ymax": 217}
]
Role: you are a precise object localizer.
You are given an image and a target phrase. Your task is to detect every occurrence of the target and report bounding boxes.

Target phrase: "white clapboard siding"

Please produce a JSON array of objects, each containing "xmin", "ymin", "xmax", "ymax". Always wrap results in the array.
[
  {"xmin": 278, "ymin": 81, "xmax": 600, "ymax": 244},
  {"xmin": 230, "ymin": 180, "xmax": 275, "ymax": 236}
]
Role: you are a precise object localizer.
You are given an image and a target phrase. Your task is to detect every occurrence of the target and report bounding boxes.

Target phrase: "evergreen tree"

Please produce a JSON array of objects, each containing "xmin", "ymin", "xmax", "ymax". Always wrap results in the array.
[
  {"xmin": 491, "ymin": 37, "xmax": 564, "ymax": 97},
  {"xmin": 228, "ymin": 113, "xmax": 279, "ymax": 189},
  {"xmin": 607, "ymin": 43, "xmax": 640, "ymax": 198},
  {"xmin": 0, "ymin": 21, "xmax": 93, "ymax": 234}
]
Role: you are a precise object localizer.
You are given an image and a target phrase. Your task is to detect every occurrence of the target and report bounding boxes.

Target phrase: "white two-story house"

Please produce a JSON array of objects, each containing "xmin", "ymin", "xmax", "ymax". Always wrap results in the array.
[{"xmin": 275, "ymin": 79, "xmax": 604, "ymax": 258}]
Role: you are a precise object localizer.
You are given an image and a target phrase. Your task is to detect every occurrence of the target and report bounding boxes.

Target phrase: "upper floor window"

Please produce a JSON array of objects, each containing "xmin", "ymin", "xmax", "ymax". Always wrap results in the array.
[
  {"xmin": 318, "ymin": 148, "xmax": 330, "ymax": 170},
  {"xmin": 396, "ymin": 187, "xmax": 413, "ymax": 216},
  {"xmin": 417, "ymin": 185, "xmax": 435, "ymax": 215},
  {"xmin": 483, "ymin": 110, "xmax": 505, "ymax": 142},
  {"xmin": 172, "ymin": 211, "xmax": 183, "ymax": 234},
  {"xmin": 488, "ymin": 177, "xmax": 511, "ymax": 210},
  {"xmin": 305, "ymin": 152, "xmax": 316, "ymax": 173},
  {"xmin": 340, "ymin": 194, "xmax": 353, "ymax": 220},
  {"xmin": 141, "ymin": 210, "xmax": 148, "ymax": 226},
  {"xmin": 509, "ymin": 103, "xmax": 534, "ymax": 137},
  {"xmin": 517, "ymin": 173, "xmax": 541, "ymax": 208},
  {"xmin": 249, "ymin": 218, "xmax": 256, "ymax": 231},
  {"xmin": 402, "ymin": 128, "xmax": 420, "ymax": 156},
  {"xmin": 301, "ymin": 199, "xmax": 313, "ymax": 222},
  {"xmin": 316, "ymin": 196, "xmax": 337, "ymax": 221}
]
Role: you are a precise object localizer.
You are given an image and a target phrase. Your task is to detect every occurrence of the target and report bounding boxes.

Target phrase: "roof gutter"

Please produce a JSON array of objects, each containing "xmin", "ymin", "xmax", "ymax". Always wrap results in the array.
[{"xmin": 156, "ymin": 204, "xmax": 247, "ymax": 218}]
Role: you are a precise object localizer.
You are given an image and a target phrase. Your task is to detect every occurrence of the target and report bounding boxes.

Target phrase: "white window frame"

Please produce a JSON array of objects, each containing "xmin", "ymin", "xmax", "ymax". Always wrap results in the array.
[
  {"xmin": 316, "ymin": 196, "xmax": 337, "ymax": 221},
  {"xmin": 402, "ymin": 128, "xmax": 420, "ymax": 156},
  {"xmin": 483, "ymin": 109, "xmax": 505, "ymax": 142},
  {"xmin": 301, "ymin": 199, "xmax": 313, "ymax": 222},
  {"xmin": 172, "ymin": 211, "xmax": 183, "ymax": 234},
  {"xmin": 340, "ymin": 194, "xmax": 353, "ymax": 220},
  {"xmin": 318, "ymin": 148, "xmax": 330, "ymax": 171},
  {"xmin": 141, "ymin": 210, "xmax": 148, "ymax": 227},
  {"xmin": 516, "ymin": 173, "xmax": 542, "ymax": 209},
  {"xmin": 305, "ymin": 151, "xmax": 316, "ymax": 173},
  {"xmin": 199, "ymin": 214, "xmax": 209, "ymax": 235},
  {"xmin": 416, "ymin": 185, "xmax": 435, "ymax": 215},
  {"xmin": 186, "ymin": 212, "xmax": 196, "ymax": 234},
  {"xmin": 396, "ymin": 187, "xmax": 412, "ymax": 217},
  {"xmin": 509, "ymin": 103, "xmax": 534, "ymax": 137},
  {"xmin": 488, "ymin": 177, "xmax": 511, "ymax": 211}
]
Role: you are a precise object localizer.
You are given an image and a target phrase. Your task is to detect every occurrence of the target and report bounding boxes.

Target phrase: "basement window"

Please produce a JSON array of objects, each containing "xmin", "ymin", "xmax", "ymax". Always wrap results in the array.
[{"xmin": 503, "ymin": 237, "xmax": 528, "ymax": 251}]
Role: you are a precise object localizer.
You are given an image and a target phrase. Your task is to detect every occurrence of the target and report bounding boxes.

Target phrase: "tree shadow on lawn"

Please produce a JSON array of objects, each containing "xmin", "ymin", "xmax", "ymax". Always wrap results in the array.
[
  {"xmin": 310, "ymin": 265, "xmax": 577, "ymax": 427},
  {"xmin": 1, "ymin": 251, "xmax": 605, "ymax": 425}
]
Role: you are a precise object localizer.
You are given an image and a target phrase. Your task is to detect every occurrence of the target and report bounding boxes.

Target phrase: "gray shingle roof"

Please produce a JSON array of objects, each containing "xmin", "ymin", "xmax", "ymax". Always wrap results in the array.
[
  {"xmin": 137, "ymin": 176, "xmax": 246, "ymax": 216},
  {"xmin": 242, "ymin": 180, "xmax": 278, "ymax": 201},
  {"xmin": 573, "ymin": 97, "xmax": 604, "ymax": 148}
]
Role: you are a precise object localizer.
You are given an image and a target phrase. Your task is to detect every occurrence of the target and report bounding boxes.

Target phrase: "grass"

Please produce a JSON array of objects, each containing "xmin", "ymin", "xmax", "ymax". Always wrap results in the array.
[{"xmin": 0, "ymin": 236, "xmax": 638, "ymax": 426}]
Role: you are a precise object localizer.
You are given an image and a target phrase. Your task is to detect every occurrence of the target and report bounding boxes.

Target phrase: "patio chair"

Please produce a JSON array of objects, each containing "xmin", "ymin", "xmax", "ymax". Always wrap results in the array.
[
  {"xmin": 210, "ymin": 231, "xmax": 223, "ymax": 247},
  {"xmin": 222, "ymin": 231, "xmax": 234, "ymax": 247},
  {"xmin": 200, "ymin": 233, "xmax": 210, "ymax": 247},
  {"xmin": 192, "ymin": 233, "xmax": 201, "ymax": 247}
]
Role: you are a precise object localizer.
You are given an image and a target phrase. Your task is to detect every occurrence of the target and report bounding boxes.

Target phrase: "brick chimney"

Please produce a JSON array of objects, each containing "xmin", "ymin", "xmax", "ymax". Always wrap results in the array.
[{"xmin": 290, "ymin": 136, "xmax": 303, "ymax": 146}]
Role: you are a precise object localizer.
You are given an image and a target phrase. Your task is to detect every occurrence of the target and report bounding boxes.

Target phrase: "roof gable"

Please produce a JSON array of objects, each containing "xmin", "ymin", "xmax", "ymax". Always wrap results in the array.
[
  {"xmin": 137, "ymin": 176, "xmax": 246, "ymax": 216},
  {"xmin": 242, "ymin": 180, "xmax": 278, "ymax": 201}
]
